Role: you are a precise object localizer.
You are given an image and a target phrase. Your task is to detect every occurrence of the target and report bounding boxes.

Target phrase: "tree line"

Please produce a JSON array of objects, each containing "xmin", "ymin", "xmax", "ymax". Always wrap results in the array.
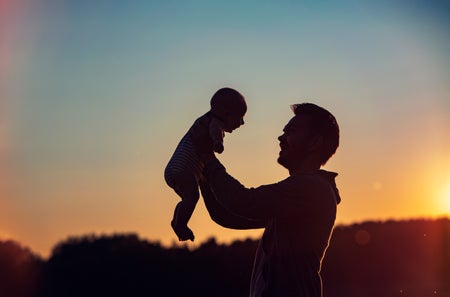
[{"xmin": 0, "ymin": 218, "xmax": 448, "ymax": 297}]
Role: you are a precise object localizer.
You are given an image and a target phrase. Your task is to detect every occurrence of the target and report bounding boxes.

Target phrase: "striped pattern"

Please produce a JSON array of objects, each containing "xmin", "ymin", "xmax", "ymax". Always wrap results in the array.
[{"xmin": 164, "ymin": 133, "xmax": 203, "ymax": 187}]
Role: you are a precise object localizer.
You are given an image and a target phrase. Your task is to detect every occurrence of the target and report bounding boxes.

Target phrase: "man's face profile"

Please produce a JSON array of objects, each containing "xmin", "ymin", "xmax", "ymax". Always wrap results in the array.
[{"xmin": 277, "ymin": 115, "xmax": 314, "ymax": 170}]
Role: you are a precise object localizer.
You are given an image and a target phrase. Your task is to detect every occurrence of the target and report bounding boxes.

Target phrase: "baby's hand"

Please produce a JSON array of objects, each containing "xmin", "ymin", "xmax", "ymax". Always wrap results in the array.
[{"xmin": 213, "ymin": 141, "xmax": 224, "ymax": 154}]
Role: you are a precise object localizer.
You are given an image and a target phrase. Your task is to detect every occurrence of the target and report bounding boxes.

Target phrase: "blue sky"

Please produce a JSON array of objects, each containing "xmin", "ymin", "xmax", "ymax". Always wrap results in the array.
[{"xmin": 2, "ymin": 0, "xmax": 449, "ymax": 256}]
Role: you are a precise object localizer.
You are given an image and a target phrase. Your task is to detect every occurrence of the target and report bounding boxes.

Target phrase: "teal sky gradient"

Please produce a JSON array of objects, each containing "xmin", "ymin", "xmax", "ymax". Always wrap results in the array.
[{"xmin": 2, "ymin": 0, "xmax": 450, "ymax": 256}]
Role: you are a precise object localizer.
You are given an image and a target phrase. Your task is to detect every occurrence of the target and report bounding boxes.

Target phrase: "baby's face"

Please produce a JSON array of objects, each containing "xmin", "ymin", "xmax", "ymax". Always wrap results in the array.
[{"xmin": 223, "ymin": 109, "xmax": 246, "ymax": 133}]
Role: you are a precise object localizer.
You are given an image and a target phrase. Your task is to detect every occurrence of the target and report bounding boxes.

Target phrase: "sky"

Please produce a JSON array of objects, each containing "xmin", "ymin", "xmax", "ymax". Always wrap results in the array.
[{"xmin": 1, "ymin": 0, "xmax": 449, "ymax": 257}]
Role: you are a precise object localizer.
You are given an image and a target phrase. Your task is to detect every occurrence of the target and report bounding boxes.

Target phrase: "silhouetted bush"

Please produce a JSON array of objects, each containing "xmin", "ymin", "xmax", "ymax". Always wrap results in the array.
[
  {"xmin": 322, "ymin": 218, "xmax": 450, "ymax": 297},
  {"xmin": 41, "ymin": 234, "xmax": 172, "ymax": 297},
  {"xmin": 0, "ymin": 240, "xmax": 43, "ymax": 297},
  {"xmin": 1, "ymin": 218, "xmax": 448, "ymax": 297},
  {"xmin": 40, "ymin": 234, "xmax": 257, "ymax": 297}
]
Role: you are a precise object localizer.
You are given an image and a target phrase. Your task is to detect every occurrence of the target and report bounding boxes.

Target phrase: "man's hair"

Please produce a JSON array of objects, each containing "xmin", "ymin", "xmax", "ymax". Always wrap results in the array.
[{"xmin": 291, "ymin": 103, "xmax": 339, "ymax": 165}]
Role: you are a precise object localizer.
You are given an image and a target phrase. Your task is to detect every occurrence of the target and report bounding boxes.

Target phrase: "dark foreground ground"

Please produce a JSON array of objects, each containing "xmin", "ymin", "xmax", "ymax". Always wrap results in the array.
[{"xmin": 1, "ymin": 218, "xmax": 449, "ymax": 297}]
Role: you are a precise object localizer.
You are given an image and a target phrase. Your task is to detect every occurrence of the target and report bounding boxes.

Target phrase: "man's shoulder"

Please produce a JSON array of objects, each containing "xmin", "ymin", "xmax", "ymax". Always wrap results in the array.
[
  {"xmin": 279, "ymin": 171, "xmax": 338, "ymax": 196},
  {"xmin": 284, "ymin": 171, "xmax": 328, "ymax": 185},
  {"xmin": 290, "ymin": 170, "xmax": 337, "ymax": 182}
]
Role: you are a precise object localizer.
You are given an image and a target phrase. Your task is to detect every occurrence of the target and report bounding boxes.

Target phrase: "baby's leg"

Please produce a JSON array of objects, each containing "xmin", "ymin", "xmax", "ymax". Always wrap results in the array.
[{"xmin": 171, "ymin": 172, "xmax": 199, "ymax": 241}]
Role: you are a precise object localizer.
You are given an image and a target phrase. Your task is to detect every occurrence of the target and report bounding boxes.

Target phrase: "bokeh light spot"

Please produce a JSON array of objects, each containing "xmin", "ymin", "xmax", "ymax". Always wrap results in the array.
[{"xmin": 354, "ymin": 229, "xmax": 371, "ymax": 245}]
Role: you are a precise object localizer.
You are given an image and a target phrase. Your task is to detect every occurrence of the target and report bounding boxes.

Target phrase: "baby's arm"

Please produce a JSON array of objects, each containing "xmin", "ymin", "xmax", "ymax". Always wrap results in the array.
[
  {"xmin": 188, "ymin": 113, "xmax": 224, "ymax": 155},
  {"xmin": 209, "ymin": 118, "xmax": 225, "ymax": 154}
]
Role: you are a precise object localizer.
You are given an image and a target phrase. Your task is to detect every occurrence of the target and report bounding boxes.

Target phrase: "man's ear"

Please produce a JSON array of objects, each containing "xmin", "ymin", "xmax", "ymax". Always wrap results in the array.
[{"xmin": 309, "ymin": 135, "xmax": 323, "ymax": 151}]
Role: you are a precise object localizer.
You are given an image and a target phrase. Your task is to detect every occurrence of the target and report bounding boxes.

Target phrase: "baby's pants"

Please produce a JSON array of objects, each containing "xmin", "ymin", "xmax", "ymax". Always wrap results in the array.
[{"xmin": 165, "ymin": 169, "xmax": 200, "ymax": 211}]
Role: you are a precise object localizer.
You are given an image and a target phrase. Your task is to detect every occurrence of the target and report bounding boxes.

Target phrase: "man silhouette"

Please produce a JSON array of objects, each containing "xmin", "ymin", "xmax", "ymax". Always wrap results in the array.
[{"xmin": 198, "ymin": 103, "xmax": 341, "ymax": 297}]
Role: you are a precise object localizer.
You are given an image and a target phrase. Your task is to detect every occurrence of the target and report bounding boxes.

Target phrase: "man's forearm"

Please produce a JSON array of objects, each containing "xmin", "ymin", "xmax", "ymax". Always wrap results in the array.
[
  {"xmin": 203, "ymin": 157, "xmax": 243, "ymax": 210},
  {"xmin": 199, "ymin": 181, "xmax": 265, "ymax": 229},
  {"xmin": 203, "ymin": 157, "xmax": 273, "ymax": 221}
]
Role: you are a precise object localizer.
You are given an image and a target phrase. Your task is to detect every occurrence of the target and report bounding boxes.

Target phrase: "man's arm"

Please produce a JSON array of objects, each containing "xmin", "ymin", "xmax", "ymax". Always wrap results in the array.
[
  {"xmin": 195, "ymin": 126, "xmax": 277, "ymax": 222},
  {"xmin": 208, "ymin": 118, "xmax": 225, "ymax": 154},
  {"xmin": 203, "ymin": 157, "xmax": 284, "ymax": 220},
  {"xmin": 199, "ymin": 180, "xmax": 266, "ymax": 229}
]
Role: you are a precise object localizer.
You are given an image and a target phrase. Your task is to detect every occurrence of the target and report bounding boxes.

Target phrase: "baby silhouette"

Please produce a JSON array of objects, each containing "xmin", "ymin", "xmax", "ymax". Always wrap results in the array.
[{"xmin": 164, "ymin": 87, "xmax": 247, "ymax": 241}]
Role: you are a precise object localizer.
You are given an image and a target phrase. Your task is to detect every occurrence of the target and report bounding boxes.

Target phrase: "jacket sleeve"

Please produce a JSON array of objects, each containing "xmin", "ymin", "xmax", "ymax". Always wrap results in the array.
[
  {"xmin": 199, "ymin": 180, "xmax": 266, "ymax": 229},
  {"xmin": 204, "ymin": 158, "xmax": 288, "ymax": 220}
]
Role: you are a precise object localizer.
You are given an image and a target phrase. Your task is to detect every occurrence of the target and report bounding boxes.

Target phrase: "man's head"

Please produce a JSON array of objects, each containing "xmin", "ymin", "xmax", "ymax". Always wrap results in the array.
[
  {"xmin": 210, "ymin": 88, "xmax": 247, "ymax": 133},
  {"xmin": 277, "ymin": 103, "xmax": 339, "ymax": 172}
]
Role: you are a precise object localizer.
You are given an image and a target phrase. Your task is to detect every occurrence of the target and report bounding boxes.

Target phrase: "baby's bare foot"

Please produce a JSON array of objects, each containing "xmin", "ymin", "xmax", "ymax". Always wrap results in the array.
[{"xmin": 171, "ymin": 220, "xmax": 195, "ymax": 242}]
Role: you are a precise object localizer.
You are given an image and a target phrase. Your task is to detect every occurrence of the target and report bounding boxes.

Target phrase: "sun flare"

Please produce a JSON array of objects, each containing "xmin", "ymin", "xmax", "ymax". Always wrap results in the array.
[{"xmin": 445, "ymin": 182, "xmax": 450, "ymax": 214}]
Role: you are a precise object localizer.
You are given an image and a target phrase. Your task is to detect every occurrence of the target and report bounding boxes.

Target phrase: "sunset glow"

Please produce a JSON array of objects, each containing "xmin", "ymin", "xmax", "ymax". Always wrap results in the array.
[
  {"xmin": 1, "ymin": 0, "xmax": 449, "ymax": 257},
  {"xmin": 443, "ymin": 180, "xmax": 450, "ymax": 214}
]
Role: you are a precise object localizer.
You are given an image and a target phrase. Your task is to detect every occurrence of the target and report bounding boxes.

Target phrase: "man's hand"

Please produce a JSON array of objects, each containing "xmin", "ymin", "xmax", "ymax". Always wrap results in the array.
[
  {"xmin": 213, "ymin": 141, "xmax": 224, "ymax": 154},
  {"xmin": 190, "ymin": 123, "xmax": 216, "ymax": 165},
  {"xmin": 197, "ymin": 138, "xmax": 216, "ymax": 165}
]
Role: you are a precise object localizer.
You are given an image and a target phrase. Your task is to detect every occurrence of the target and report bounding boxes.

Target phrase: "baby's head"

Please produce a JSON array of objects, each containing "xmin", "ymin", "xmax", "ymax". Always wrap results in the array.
[{"xmin": 210, "ymin": 87, "xmax": 247, "ymax": 133}]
